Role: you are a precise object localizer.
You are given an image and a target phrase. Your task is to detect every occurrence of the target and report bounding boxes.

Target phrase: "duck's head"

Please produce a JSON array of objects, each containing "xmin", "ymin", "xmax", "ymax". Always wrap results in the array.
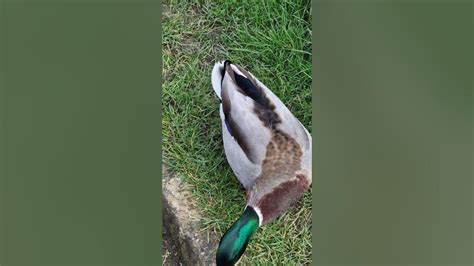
[{"xmin": 216, "ymin": 206, "xmax": 260, "ymax": 266}]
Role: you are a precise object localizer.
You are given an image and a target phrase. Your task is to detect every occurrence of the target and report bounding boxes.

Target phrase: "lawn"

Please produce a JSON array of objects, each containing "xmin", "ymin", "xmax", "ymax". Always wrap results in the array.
[{"xmin": 162, "ymin": 0, "xmax": 312, "ymax": 264}]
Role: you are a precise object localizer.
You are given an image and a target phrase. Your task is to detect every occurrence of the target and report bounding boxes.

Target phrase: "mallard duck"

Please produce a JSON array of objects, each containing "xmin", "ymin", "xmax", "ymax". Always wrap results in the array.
[{"xmin": 211, "ymin": 60, "xmax": 312, "ymax": 265}]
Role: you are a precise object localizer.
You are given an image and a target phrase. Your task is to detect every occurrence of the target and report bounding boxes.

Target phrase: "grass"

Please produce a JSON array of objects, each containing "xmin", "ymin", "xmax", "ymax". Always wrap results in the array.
[{"xmin": 163, "ymin": 0, "xmax": 312, "ymax": 264}]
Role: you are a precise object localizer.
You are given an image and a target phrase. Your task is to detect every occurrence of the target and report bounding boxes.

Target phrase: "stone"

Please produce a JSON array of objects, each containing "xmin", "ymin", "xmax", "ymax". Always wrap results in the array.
[{"xmin": 162, "ymin": 166, "xmax": 218, "ymax": 265}]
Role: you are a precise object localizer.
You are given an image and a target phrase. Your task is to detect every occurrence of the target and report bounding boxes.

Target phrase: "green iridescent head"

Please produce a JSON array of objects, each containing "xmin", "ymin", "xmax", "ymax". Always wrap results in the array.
[{"xmin": 216, "ymin": 206, "xmax": 260, "ymax": 265}]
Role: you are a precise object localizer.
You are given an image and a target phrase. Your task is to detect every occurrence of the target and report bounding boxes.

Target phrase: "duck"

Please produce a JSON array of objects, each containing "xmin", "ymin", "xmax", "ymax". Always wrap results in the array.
[{"xmin": 211, "ymin": 60, "xmax": 312, "ymax": 265}]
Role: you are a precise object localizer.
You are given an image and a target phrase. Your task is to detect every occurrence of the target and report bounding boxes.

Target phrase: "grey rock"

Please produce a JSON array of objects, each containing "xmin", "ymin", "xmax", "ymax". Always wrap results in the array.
[{"xmin": 162, "ymin": 166, "xmax": 218, "ymax": 266}]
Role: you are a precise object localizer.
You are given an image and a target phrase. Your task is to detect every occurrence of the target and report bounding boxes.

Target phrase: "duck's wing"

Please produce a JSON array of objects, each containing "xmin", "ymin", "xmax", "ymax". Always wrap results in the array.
[
  {"xmin": 233, "ymin": 63, "xmax": 312, "ymax": 183},
  {"xmin": 211, "ymin": 61, "xmax": 311, "ymax": 188},
  {"xmin": 212, "ymin": 61, "xmax": 272, "ymax": 188}
]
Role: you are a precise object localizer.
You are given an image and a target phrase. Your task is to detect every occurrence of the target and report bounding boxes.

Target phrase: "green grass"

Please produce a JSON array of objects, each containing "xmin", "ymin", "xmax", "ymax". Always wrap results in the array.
[{"xmin": 163, "ymin": 0, "xmax": 312, "ymax": 264}]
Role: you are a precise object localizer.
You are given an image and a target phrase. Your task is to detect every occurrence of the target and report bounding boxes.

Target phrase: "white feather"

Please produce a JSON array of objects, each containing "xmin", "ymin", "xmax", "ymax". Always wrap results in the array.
[{"xmin": 211, "ymin": 61, "xmax": 225, "ymax": 99}]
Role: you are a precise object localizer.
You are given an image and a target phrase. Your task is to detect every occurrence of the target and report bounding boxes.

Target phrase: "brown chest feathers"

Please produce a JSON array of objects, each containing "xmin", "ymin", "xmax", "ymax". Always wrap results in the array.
[{"xmin": 248, "ymin": 129, "xmax": 310, "ymax": 225}]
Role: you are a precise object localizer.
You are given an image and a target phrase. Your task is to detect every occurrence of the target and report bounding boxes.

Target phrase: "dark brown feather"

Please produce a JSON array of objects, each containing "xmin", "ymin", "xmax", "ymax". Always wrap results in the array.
[
  {"xmin": 257, "ymin": 175, "xmax": 309, "ymax": 225},
  {"xmin": 232, "ymin": 64, "xmax": 282, "ymax": 129}
]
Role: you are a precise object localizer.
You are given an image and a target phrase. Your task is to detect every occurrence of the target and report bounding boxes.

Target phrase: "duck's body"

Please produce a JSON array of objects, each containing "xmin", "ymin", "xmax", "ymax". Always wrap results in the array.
[{"xmin": 211, "ymin": 60, "xmax": 311, "ymax": 265}]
